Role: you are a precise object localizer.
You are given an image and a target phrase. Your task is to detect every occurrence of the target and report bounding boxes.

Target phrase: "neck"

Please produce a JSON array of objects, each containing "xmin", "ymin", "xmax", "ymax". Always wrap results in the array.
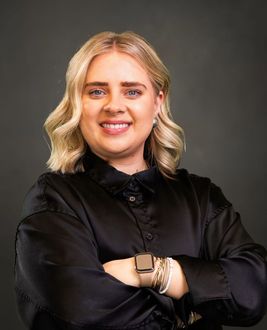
[{"xmin": 109, "ymin": 158, "xmax": 148, "ymax": 175}]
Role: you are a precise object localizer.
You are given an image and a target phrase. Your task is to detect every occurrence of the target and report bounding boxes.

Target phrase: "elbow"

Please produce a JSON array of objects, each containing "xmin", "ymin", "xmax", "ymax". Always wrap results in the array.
[
  {"xmin": 246, "ymin": 269, "xmax": 267, "ymax": 324},
  {"xmin": 231, "ymin": 280, "xmax": 267, "ymax": 326},
  {"xmin": 220, "ymin": 295, "xmax": 267, "ymax": 327},
  {"xmin": 238, "ymin": 297, "xmax": 267, "ymax": 326},
  {"xmin": 222, "ymin": 252, "xmax": 267, "ymax": 326}
]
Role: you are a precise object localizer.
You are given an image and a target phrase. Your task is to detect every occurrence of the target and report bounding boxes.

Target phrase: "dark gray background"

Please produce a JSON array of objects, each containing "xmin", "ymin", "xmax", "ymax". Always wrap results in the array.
[{"xmin": 1, "ymin": 0, "xmax": 266, "ymax": 329}]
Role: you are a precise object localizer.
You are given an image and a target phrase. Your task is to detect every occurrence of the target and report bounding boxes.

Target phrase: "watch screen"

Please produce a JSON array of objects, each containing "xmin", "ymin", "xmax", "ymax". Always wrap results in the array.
[{"xmin": 135, "ymin": 253, "xmax": 154, "ymax": 271}]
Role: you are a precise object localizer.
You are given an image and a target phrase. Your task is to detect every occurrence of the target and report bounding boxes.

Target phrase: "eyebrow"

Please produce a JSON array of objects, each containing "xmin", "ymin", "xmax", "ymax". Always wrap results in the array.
[{"xmin": 84, "ymin": 81, "xmax": 147, "ymax": 89}]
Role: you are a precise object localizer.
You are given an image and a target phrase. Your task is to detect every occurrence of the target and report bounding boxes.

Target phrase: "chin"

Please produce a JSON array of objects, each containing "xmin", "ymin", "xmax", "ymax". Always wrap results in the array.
[{"xmin": 105, "ymin": 148, "xmax": 132, "ymax": 157}]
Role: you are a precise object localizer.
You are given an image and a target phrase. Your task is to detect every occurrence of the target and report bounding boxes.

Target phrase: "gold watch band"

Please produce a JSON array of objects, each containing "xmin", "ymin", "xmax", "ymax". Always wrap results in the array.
[{"xmin": 139, "ymin": 271, "xmax": 153, "ymax": 287}]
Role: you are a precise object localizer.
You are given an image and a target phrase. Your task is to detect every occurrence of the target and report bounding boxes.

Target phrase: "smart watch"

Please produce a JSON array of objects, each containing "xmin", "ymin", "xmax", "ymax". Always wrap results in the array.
[{"xmin": 134, "ymin": 252, "xmax": 155, "ymax": 273}]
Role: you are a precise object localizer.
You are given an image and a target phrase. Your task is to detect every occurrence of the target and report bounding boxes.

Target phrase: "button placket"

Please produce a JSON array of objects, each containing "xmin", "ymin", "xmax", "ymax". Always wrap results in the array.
[{"xmin": 122, "ymin": 179, "xmax": 158, "ymax": 251}]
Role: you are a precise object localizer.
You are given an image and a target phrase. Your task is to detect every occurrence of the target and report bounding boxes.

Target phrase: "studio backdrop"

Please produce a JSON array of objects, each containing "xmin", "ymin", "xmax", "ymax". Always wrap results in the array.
[{"xmin": 1, "ymin": 0, "xmax": 266, "ymax": 329}]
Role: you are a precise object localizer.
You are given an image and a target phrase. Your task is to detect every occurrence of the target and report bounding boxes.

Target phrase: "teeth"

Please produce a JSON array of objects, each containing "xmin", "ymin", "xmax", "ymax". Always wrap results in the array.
[{"xmin": 102, "ymin": 123, "xmax": 129, "ymax": 129}]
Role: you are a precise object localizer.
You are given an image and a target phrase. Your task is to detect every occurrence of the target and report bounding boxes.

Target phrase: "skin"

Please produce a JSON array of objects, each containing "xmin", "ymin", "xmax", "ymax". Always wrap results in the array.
[
  {"xmin": 80, "ymin": 51, "xmax": 164, "ymax": 174},
  {"xmin": 103, "ymin": 256, "xmax": 189, "ymax": 300},
  {"xmin": 80, "ymin": 51, "xmax": 189, "ymax": 299}
]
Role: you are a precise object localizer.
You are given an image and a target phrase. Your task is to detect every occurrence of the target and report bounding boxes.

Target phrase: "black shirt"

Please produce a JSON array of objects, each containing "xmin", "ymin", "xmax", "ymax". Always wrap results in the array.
[{"xmin": 15, "ymin": 151, "xmax": 267, "ymax": 329}]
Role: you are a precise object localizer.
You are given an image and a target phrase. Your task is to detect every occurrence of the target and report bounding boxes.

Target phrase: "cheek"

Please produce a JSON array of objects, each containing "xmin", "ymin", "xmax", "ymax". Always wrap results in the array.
[
  {"xmin": 81, "ymin": 102, "xmax": 98, "ymax": 123},
  {"xmin": 79, "ymin": 110, "xmax": 95, "ymax": 137},
  {"xmin": 133, "ymin": 100, "xmax": 157, "ymax": 122},
  {"xmin": 133, "ymin": 96, "xmax": 156, "ymax": 112}
]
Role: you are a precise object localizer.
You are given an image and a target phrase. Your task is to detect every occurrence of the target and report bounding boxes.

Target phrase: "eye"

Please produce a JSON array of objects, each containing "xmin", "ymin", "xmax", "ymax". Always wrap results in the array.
[
  {"xmin": 126, "ymin": 89, "xmax": 142, "ymax": 97},
  {"xmin": 88, "ymin": 89, "xmax": 106, "ymax": 97}
]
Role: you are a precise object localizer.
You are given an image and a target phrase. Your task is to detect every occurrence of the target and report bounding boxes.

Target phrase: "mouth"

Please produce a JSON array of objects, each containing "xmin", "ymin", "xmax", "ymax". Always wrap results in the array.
[
  {"xmin": 99, "ymin": 121, "xmax": 132, "ymax": 135},
  {"xmin": 101, "ymin": 122, "xmax": 130, "ymax": 129}
]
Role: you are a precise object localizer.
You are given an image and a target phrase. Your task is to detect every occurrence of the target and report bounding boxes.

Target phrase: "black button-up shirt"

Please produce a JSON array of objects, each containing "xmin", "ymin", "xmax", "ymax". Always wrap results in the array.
[{"xmin": 15, "ymin": 151, "xmax": 267, "ymax": 329}]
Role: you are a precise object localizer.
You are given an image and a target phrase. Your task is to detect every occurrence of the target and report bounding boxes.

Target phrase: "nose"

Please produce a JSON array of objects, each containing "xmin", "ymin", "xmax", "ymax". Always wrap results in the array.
[{"xmin": 103, "ymin": 93, "xmax": 126, "ymax": 114}]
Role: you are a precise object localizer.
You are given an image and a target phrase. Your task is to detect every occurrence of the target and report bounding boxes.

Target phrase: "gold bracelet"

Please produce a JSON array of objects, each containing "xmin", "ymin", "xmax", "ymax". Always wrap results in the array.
[
  {"xmin": 151, "ymin": 257, "xmax": 164, "ymax": 290},
  {"xmin": 159, "ymin": 257, "xmax": 169, "ymax": 292},
  {"xmin": 159, "ymin": 257, "xmax": 173, "ymax": 294},
  {"xmin": 151, "ymin": 257, "xmax": 174, "ymax": 295},
  {"xmin": 152, "ymin": 257, "xmax": 167, "ymax": 292}
]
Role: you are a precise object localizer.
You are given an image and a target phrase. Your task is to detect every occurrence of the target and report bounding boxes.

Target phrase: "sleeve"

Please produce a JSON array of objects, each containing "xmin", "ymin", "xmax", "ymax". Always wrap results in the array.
[
  {"xmin": 14, "ymin": 177, "xmax": 161, "ymax": 329},
  {"xmin": 172, "ymin": 183, "xmax": 267, "ymax": 327}
]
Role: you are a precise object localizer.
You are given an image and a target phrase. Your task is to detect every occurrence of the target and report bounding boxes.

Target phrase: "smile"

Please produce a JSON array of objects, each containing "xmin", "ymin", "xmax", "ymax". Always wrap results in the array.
[
  {"xmin": 101, "ymin": 123, "xmax": 130, "ymax": 129},
  {"xmin": 100, "ymin": 121, "xmax": 132, "ymax": 135}
]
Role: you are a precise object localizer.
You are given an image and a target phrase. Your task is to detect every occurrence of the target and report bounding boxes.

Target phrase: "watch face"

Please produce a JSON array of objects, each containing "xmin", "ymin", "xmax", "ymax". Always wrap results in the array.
[{"xmin": 135, "ymin": 252, "xmax": 154, "ymax": 273}]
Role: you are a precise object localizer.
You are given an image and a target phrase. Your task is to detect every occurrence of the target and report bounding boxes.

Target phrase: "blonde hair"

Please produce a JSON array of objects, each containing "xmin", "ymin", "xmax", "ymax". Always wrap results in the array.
[{"xmin": 44, "ymin": 31, "xmax": 184, "ymax": 178}]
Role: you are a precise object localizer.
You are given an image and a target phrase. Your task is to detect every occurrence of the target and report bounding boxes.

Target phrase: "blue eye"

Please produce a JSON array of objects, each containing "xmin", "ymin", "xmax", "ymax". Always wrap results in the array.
[
  {"xmin": 127, "ymin": 90, "xmax": 141, "ymax": 97},
  {"xmin": 89, "ymin": 89, "xmax": 105, "ymax": 96}
]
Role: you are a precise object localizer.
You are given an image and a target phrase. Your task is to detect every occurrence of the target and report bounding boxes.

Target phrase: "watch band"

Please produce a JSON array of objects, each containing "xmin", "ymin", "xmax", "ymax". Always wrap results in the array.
[{"xmin": 139, "ymin": 272, "xmax": 154, "ymax": 287}]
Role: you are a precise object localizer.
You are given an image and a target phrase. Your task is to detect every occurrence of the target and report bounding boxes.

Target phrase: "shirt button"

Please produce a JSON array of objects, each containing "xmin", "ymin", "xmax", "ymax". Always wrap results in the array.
[
  {"xmin": 129, "ymin": 182, "xmax": 134, "ymax": 188},
  {"xmin": 128, "ymin": 196, "xmax": 136, "ymax": 202},
  {"xmin": 145, "ymin": 233, "xmax": 153, "ymax": 240}
]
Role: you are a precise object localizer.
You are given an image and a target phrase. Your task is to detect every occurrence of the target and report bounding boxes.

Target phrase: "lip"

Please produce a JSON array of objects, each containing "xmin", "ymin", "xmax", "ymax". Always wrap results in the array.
[{"xmin": 99, "ymin": 120, "xmax": 132, "ymax": 135}]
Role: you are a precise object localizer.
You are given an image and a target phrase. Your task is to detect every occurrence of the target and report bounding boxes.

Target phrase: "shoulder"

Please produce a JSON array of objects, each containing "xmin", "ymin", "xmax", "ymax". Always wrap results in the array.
[
  {"xmin": 173, "ymin": 168, "xmax": 212, "ymax": 195},
  {"xmin": 173, "ymin": 169, "xmax": 232, "ymax": 219},
  {"xmin": 175, "ymin": 168, "xmax": 211, "ymax": 188},
  {"xmin": 21, "ymin": 171, "xmax": 81, "ymax": 220}
]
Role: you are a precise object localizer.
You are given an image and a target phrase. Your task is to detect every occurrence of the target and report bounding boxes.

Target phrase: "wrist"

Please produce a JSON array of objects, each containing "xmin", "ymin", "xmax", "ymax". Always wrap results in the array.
[
  {"xmin": 138, "ymin": 271, "xmax": 154, "ymax": 287},
  {"xmin": 151, "ymin": 257, "xmax": 174, "ymax": 294},
  {"xmin": 134, "ymin": 253, "xmax": 156, "ymax": 287}
]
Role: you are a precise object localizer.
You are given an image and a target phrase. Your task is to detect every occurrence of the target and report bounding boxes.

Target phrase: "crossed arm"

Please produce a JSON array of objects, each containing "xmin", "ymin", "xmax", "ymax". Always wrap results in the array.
[
  {"xmin": 103, "ymin": 256, "xmax": 189, "ymax": 299},
  {"xmin": 15, "ymin": 209, "xmax": 267, "ymax": 328}
]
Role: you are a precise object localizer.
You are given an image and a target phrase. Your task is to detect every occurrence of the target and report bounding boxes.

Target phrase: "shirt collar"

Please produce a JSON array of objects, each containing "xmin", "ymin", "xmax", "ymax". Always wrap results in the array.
[{"xmin": 83, "ymin": 149, "xmax": 158, "ymax": 195}]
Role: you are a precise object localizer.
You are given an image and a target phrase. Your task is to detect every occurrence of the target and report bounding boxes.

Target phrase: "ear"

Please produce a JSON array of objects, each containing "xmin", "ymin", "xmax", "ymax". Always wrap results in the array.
[{"xmin": 155, "ymin": 91, "xmax": 165, "ymax": 116}]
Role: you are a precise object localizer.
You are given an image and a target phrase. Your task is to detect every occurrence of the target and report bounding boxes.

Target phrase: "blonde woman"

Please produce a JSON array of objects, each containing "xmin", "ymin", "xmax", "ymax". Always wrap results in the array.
[{"xmin": 15, "ymin": 31, "xmax": 267, "ymax": 330}]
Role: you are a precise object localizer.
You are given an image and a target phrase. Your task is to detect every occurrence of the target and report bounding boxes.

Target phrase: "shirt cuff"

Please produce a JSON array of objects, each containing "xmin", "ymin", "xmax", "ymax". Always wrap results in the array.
[{"xmin": 172, "ymin": 255, "xmax": 231, "ymax": 306}]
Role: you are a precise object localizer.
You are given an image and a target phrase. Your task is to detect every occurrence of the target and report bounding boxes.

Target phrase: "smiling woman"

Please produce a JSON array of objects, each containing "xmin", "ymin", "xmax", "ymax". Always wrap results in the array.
[
  {"xmin": 15, "ymin": 31, "xmax": 267, "ymax": 330},
  {"xmin": 44, "ymin": 31, "xmax": 184, "ymax": 177},
  {"xmin": 79, "ymin": 51, "xmax": 164, "ymax": 173}
]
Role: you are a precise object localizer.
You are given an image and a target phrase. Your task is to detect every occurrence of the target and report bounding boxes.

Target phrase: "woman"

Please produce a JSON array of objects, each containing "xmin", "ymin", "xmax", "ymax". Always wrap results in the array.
[{"xmin": 15, "ymin": 31, "xmax": 267, "ymax": 329}]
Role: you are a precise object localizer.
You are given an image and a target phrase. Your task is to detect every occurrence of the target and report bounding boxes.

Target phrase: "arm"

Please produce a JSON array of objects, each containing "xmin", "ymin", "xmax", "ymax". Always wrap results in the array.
[
  {"xmin": 103, "ymin": 257, "xmax": 189, "ymax": 300},
  {"xmin": 103, "ymin": 186, "xmax": 267, "ymax": 327},
  {"xmin": 174, "ymin": 206, "xmax": 267, "ymax": 326},
  {"xmin": 15, "ymin": 211, "xmax": 156, "ymax": 329}
]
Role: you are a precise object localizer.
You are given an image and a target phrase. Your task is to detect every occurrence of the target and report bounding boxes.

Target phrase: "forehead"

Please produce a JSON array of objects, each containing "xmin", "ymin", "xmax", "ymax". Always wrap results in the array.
[{"xmin": 86, "ymin": 51, "xmax": 151, "ymax": 83}]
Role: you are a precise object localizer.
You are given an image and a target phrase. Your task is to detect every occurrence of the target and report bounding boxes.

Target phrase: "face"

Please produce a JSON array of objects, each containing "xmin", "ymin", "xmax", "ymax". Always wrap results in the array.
[{"xmin": 79, "ymin": 51, "xmax": 164, "ymax": 164}]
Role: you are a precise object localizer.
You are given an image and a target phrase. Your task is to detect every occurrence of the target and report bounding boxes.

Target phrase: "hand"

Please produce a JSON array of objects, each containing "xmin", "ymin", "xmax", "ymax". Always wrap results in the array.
[
  {"xmin": 103, "ymin": 256, "xmax": 189, "ymax": 300},
  {"xmin": 103, "ymin": 257, "xmax": 140, "ymax": 287}
]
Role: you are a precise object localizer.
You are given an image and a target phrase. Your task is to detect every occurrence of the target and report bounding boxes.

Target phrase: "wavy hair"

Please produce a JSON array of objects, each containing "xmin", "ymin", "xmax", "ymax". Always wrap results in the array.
[{"xmin": 44, "ymin": 31, "xmax": 185, "ymax": 178}]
